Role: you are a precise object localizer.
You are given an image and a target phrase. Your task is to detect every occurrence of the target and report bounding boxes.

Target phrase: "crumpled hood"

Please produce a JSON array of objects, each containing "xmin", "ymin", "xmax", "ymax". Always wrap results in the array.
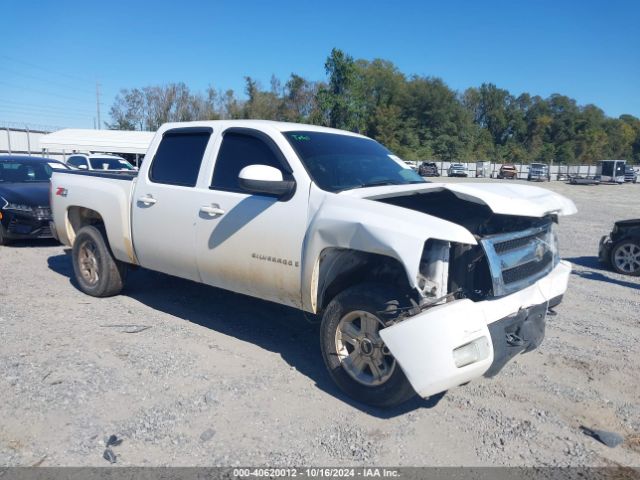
[
  {"xmin": 341, "ymin": 182, "xmax": 577, "ymax": 217},
  {"xmin": 301, "ymin": 190, "xmax": 479, "ymax": 311}
]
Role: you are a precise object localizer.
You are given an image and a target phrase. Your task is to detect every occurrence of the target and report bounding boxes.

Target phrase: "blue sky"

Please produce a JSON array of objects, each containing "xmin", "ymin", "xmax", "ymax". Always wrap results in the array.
[{"xmin": 1, "ymin": 0, "xmax": 639, "ymax": 129}]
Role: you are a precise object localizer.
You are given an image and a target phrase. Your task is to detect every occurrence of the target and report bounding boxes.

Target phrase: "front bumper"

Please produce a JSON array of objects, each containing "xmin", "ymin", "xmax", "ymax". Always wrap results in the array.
[
  {"xmin": 599, "ymin": 236, "xmax": 612, "ymax": 264},
  {"xmin": 380, "ymin": 260, "xmax": 571, "ymax": 398},
  {"xmin": 1, "ymin": 210, "xmax": 53, "ymax": 239}
]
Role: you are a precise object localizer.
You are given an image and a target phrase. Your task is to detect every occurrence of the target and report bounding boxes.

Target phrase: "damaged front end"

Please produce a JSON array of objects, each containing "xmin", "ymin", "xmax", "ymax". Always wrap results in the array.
[
  {"xmin": 305, "ymin": 182, "xmax": 575, "ymax": 398},
  {"xmin": 369, "ymin": 188, "xmax": 574, "ymax": 398}
]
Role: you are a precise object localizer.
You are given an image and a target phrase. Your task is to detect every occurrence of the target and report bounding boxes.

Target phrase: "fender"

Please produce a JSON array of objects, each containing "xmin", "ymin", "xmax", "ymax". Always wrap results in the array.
[{"xmin": 300, "ymin": 194, "xmax": 477, "ymax": 313}]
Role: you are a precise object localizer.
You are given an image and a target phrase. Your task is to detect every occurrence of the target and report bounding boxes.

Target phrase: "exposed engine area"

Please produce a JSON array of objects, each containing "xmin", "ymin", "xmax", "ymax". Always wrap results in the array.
[{"xmin": 377, "ymin": 189, "xmax": 558, "ymax": 302}]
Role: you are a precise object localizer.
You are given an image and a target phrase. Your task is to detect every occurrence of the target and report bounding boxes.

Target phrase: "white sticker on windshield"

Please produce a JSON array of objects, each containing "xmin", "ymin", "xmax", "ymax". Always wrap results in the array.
[
  {"xmin": 388, "ymin": 154, "xmax": 411, "ymax": 169},
  {"xmin": 48, "ymin": 162, "xmax": 65, "ymax": 169}
]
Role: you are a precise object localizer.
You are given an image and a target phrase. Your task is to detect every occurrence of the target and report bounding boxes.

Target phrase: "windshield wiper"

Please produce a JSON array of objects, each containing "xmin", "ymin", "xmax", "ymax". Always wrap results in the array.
[{"xmin": 354, "ymin": 180, "xmax": 401, "ymax": 189}]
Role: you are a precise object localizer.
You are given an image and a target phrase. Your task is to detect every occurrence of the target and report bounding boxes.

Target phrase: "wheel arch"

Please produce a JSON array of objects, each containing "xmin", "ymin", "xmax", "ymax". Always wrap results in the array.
[
  {"xmin": 314, "ymin": 247, "xmax": 416, "ymax": 315},
  {"xmin": 65, "ymin": 206, "xmax": 135, "ymax": 264},
  {"xmin": 66, "ymin": 206, "xmax": 106, "ymax": 245}
]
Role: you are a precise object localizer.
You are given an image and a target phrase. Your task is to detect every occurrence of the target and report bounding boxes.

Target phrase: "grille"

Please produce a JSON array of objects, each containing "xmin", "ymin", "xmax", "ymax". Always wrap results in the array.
[
  {"xmin": 480, "ymin": 222, "xmax": 558, "ymax": 297},
  {"xmin": 502, "ymin": 251, "xmax": 554, "ymax": 284},
  {"xmin": 34, "ymin": 207, "xmax": 52, "ymax": 220},
  {"xmin": 494, "ymin": 236, "xmax": 533, "ymax": 253}
]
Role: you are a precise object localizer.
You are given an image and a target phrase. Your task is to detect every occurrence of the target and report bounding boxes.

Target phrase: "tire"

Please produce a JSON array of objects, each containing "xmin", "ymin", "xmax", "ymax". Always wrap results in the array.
[
  {"xmin": 609, "ymin": 239, "xmax": 640, "ymax": 276},
  {"xmin": 320, "ymin": 283, "xmax": 416, "ymax": 407},
  {"xmin": 72, "ymin": 225, "xmax": 127, "ymax": 297}
]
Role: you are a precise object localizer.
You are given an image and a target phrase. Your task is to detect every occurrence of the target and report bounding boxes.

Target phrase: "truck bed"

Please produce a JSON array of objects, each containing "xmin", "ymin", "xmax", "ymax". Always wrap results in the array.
[{"xmin": 50, "ymin": 169, "xmax": 138, "ymax": 264}]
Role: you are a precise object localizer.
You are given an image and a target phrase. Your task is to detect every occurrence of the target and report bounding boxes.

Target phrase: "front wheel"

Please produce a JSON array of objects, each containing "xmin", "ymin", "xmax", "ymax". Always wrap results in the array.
[
  {"xmin": 320, "ymin": 283, "xmax": 416, "ymax": 407},
  {"xmin": 610, "ymin": 239, "xmax": 640, "ymax": 276},
  {"xmin": 72, "ymin": 225, "xmax": 127, "ymax": 297}
]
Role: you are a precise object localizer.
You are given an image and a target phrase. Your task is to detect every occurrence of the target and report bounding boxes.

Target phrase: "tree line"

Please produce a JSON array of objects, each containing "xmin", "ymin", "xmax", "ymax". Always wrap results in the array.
[{"xmin": 108, "ymin": 48, "xmax": 640, "ymax": 164}]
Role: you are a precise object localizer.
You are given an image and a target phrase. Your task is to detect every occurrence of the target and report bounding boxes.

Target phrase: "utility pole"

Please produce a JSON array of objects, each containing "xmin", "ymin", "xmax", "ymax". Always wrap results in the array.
[{"xmin": 96, "ymin": 82, "xmax": 101, "ymax": 130}]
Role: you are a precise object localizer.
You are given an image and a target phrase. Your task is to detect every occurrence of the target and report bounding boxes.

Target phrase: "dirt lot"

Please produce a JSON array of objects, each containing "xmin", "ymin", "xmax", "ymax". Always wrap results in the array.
[{"xmin": 1, "ymin": 178, "xmax": 639, "ymax": 467}]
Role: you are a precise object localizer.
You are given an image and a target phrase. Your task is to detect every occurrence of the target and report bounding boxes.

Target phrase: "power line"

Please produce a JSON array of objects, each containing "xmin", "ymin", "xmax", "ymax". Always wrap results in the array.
[
  {"xmin": 0, "ymin": 81, "xmax": 98, "ymax": 105},
  {"xmin": 0, "ymin": 65, "xmax": 96, "ymax": 96},
  {"xmin": 0, "ymin": 54, "xmax": 95, "ymax": 84},
  {"xmin": 0, "ymin": 99, "xmax": 94, "ymax": 115},
  {"xmin": 0, "ymin": 106, "xmax": 92, "ymax": 122}
]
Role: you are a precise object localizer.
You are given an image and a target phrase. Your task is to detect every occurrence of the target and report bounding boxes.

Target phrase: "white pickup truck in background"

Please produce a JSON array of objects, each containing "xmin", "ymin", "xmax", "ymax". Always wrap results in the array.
[{"xmin": 50, "ymin": 120, "xmax": 576, "ymax": 407}]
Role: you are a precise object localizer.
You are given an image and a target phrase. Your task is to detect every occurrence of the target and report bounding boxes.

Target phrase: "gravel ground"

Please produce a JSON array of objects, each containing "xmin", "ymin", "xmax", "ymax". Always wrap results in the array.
[{"xmin": 0, "ymin": 178, "xmax": 639, "ymax": 467}]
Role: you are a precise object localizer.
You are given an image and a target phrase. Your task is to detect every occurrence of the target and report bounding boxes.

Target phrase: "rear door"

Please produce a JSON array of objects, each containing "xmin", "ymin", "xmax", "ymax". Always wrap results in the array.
[{"xmin": 132, "ymin": 127, "xmax": 213, "ymax": 282}]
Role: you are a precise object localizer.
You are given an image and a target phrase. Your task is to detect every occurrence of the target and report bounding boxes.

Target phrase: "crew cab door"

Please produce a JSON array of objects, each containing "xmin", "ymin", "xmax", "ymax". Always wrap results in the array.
[
  {"xmin": 194, "ymin": 128, "xmax": 308, "ymax": 308},
  {"xmin": 132, "ymin": 127, "xmax": 213, "ymax": 281}
]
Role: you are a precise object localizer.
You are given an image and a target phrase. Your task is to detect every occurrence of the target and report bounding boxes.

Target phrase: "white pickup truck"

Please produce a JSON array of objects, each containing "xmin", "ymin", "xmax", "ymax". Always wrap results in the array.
[{"xmin": 50, "ymin": 120, "xmax": 576, "ymax": 407}]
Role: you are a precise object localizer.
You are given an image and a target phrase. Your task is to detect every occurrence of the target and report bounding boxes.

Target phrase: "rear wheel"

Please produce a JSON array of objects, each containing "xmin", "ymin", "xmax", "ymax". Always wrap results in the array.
[
  {"xmin": 72, "ymin": 225, "xmax": 127, "ymax": 296},
  {"xmin": 610, "ymin": 239, "xmax": 640, "ymax": 276},
  {"xmin": 320, "ymin": 283, "xmax": 416, "ymax": 407}
]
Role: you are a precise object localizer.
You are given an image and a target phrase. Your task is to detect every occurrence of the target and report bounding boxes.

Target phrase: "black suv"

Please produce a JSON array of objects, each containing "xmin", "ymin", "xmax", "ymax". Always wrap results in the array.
[
  {"xmin": 599, "ymin": 219, "xmax": 640, "ymax": 276},
  {"xmin": 418, "ymin": 162, "xmax": 440, "ymax": 177}
]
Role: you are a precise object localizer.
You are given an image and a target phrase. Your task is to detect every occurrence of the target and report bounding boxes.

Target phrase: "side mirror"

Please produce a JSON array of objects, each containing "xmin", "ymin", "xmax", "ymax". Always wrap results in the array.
[
  {"xmin": 238, "ymin": 165, "xmax": 295, "ymax": 198},
  {"xmin": 78, "ymin": 164, "xmax": 88, "ymax": 170}
]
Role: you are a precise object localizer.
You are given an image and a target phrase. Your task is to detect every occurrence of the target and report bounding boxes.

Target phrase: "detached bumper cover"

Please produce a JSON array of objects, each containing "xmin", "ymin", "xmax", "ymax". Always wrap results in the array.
[{"xmin": 380, "ymin": 260, "xmax": 572, "ymax": 398}]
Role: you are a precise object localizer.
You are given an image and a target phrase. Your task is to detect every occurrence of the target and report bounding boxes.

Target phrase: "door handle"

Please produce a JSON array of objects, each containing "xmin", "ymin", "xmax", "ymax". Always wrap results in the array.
[
  {"xmin": 200, "ymin": 204, "xmax": 225, "ymax": 217},
  {"xmin": 137, "ymin": 195, "xmax": 157, "ymax": 205}
]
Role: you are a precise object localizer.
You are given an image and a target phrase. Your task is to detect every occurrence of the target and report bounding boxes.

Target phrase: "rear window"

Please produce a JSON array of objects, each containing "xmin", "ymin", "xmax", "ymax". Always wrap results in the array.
[{"xmin": 149, "ymin": 129, "xmax": 211, "ymax": 186}]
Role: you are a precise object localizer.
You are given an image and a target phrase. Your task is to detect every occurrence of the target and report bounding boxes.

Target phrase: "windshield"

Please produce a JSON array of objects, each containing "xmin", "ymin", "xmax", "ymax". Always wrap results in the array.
[
  {"xmin": 531, "ymin": 163, "xmax": 548, "ymax": 169},
  {"xmin": 284, "ymin": 131, "xmax": 424, "ymax": 192},
  {"xmin": 89, "ymin": 157, "xmax": 134, "ymax": 170},
  {"xmin": 0, "ymin": 161, "xmax": 65, "ymax": 182}
]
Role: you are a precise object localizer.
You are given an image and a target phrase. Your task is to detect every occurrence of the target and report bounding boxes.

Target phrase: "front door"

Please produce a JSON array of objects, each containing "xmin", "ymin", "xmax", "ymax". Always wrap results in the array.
[{"xmin": 194, "ymin": 129, "xmax": 308, "ymax": 308}]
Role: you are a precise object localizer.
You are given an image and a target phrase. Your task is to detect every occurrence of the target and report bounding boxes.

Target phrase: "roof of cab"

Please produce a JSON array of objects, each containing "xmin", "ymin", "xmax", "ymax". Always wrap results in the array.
[{"xmin": 157, "ymin": 120, "xmax": 368, "ymax": 138}]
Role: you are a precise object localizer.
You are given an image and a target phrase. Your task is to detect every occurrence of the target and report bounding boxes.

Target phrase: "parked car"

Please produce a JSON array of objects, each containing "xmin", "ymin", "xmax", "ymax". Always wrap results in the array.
[
  {"xmin": 418, "ymin": 161, "xmax": 439, "ymax": 177},
  {"xmin": 624, "ymin": 165, "xmax": 638, "ymax": 183},
  {"xmin": 497, "ymin": 164, "xmax": 518, "ymax": 179},
  {"xmin": 0, "ymin": 155, "xmax": 69, "ymax": 245},
  {"xmin": 50, "ymin": 120, "xmax": 576, "ymax": 407},
  {"xmin": 66, "ymin": 153, "xmax": 136, "ymax": 172},
  {"xmin": 599, "ymin": 219, "xmax": 640, "ymax": 276},
  {"xmin": 569, "ymin": 175, "xmax": 600, "ymax": 185},
  {"xmin": 528, "ymin": 163, "xmax": 551, "ymax": 182},
  {"xmin": 447, "ymin": 163, "xmax": 468, "ymax": 177}
]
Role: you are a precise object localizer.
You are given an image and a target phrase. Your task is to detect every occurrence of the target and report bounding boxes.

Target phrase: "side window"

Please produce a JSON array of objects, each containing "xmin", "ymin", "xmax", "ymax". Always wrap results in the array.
[
  {"xmin": 211, "ymin": 132, "xmax": 285, "ymax": 191},
  {"xmin": 149, "ymin": 130, "xmax": 211, "ymax": 187},
  {"xmin": 68, "ymin": 156, "xmax": 86, "ymax": 168}
]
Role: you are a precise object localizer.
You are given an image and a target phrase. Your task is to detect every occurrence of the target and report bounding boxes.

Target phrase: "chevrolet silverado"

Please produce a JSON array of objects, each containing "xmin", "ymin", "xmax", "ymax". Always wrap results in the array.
[{"xmin": 50, "ymin": 120, "xmax": 577, "ymax": 407}]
